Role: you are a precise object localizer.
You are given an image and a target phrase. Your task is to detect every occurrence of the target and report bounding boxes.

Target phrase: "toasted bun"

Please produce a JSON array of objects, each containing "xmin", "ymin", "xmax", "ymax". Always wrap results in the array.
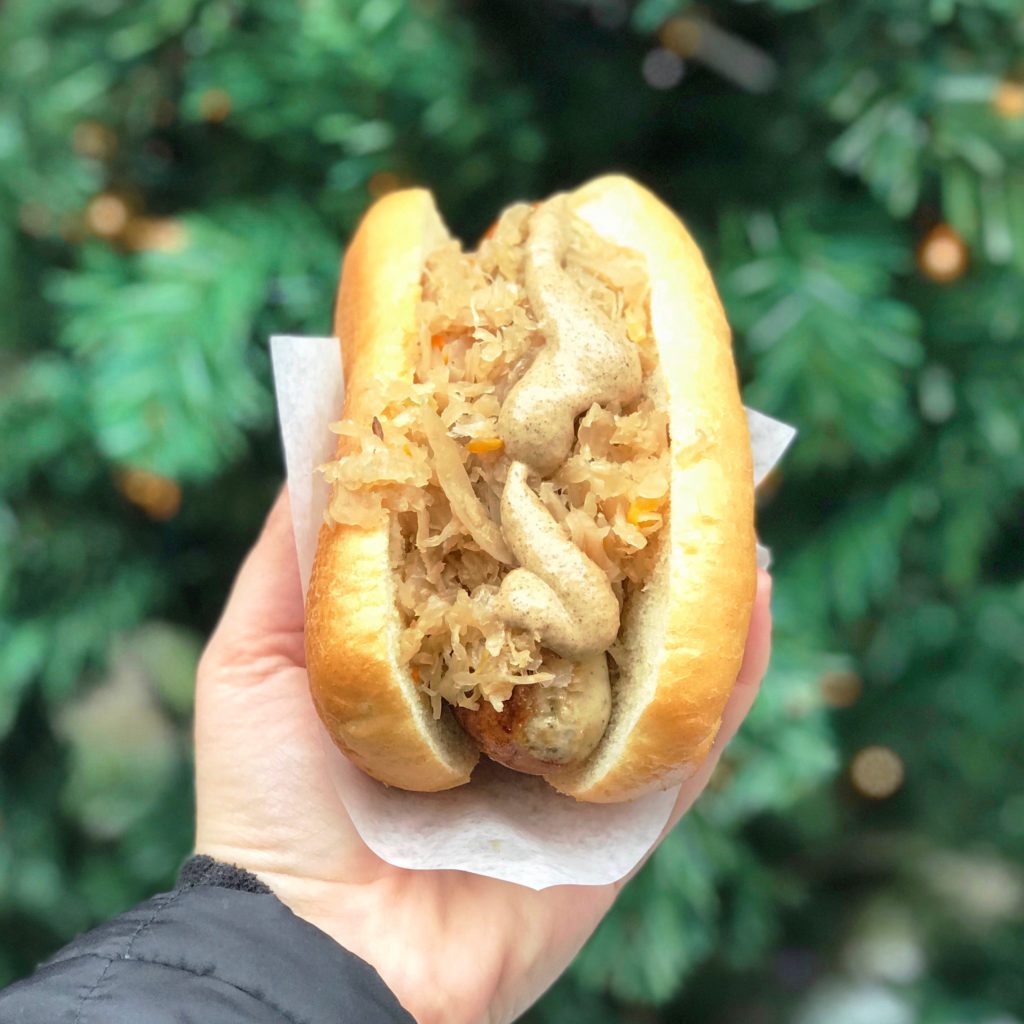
[
  {"xmin": 543, "ymin": 177, "xmax": 755, "ymax": 801},
  {"xmin": 305, "ymin": 190, "xmax": 479, "ymax": 791},
  {"xmin": 305, "ymin": 175, "xmax": 755, "ymax": 800}
]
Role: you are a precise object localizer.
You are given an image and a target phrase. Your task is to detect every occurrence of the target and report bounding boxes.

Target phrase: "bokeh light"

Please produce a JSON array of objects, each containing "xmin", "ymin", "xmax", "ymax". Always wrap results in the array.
[
  {"xmin": 86, "ymin": 193, "xmax": 130, "ymax": 237},
  {"xmin": 72, "ymin": 120, "xmax": 117, "ymax": 160},
  {"xmin": 917, "ymin": 224, "xmax": 969, "ymax": 283},
  {"xmin": 115, "ymin": 468, "xmax": 182, "ymax": 521},
  {"xmin": 993, "ymin": 79, "xmax": 1024, "ymax": 118},
  {"xmin": 198, "ymin": 88, "xmax": 232, "ymax": 123},
  {"xmin": 820, "ymin": 670, "xmax": 863, "ymax": 709},
  {"xmin": 642, "ymin": 48, "xmax": 685, "ymax": 90},
  {"xmin": 850, "ymin": 746, "xmax": 905, "ymax": 800}
]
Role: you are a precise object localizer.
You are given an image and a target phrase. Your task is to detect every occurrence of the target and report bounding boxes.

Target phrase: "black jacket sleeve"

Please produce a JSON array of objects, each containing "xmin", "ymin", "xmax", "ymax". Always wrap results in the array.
[{"xmin": 0, "ymin": 855, "xmax": 416, "ymax": 1024}]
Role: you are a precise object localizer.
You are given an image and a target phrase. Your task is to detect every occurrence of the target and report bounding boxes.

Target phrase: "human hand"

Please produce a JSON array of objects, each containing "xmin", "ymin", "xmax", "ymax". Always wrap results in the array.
[{"xmin": 194, "ymin": 490, "xmax": 773, "ymax": 1024}]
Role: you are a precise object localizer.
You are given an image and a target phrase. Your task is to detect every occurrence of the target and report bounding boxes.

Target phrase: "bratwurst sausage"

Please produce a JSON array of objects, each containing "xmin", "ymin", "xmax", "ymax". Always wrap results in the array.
[{"xmin": 455, "ymin": 654, "xmax": 612, "ymax": 774}]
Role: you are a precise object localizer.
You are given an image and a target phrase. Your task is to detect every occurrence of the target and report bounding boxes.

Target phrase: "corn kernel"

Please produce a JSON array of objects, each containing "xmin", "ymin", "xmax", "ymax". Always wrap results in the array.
[
  {"xmin": 430, "ymin": 333, "xmax": 446, "ymax": 349},
  {"xmin": 467, "ymin": 437, "xmax": 505, "ymax": 454},
  {"xmin": 626, "ymin": 496, "xmax": 661, "ymax": 526},
  {"xmin": 626, "ymin": 321, "xmax": 647, "ymax": 343}
]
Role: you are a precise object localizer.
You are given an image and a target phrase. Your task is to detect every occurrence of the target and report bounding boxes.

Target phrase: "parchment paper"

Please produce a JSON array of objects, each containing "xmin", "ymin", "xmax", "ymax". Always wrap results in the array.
[{"xmin": 271, "ymin": 335, "xmax": 796, "ymax": 889}]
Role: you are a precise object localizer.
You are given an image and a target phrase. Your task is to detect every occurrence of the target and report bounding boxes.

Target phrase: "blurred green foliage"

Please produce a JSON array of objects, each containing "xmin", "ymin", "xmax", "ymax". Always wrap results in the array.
[{"xmin": 1, "ymin": 0, "xmax": 1022, "ymax": 1021}]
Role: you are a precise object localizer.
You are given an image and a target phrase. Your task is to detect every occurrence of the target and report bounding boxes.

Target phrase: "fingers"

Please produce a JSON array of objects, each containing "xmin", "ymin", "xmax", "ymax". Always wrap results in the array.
[
  {"xmin": 200, "ymin": 487, "xmax": 306, "ymax": 674},
  {"xmin": 663, "ymin": 568, "xmax": 773, "ymax": 831},
  {"xmin": 735, "ymin": 569, "xmax": 773, "ymax": 687}
]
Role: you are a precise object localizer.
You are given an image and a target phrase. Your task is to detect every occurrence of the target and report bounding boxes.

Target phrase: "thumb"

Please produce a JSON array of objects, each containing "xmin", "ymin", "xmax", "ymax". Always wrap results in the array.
[{"xmin": 200, "ymin": 487, "xmax": 306, "ymax": 678}]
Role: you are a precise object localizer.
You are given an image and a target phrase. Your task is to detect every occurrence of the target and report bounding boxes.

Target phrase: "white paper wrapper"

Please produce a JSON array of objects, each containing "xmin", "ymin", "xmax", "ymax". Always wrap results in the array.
[{"xmin": 271, "ymin": 335, "xmax": 795, "ymax": 890}]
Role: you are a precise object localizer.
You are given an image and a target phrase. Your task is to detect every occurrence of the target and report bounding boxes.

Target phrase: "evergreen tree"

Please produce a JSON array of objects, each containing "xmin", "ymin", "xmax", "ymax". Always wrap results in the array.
[{"xmin": 1, "ymin": 1, "xmax": 1021, "ymax": 1020}]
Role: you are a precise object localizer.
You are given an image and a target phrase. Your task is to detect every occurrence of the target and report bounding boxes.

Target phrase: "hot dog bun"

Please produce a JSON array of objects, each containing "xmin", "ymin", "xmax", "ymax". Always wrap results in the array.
[
  {"xmin": 305, "ymin": 175, "xmax": 755, "ymax": 802},
  {"xmin": 305, "ymin": 190, "xmax": 479, "ymax": 792}
]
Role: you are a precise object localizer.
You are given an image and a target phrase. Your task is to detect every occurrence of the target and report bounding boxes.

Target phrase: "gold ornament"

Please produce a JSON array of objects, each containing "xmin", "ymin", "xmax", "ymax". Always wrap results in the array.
[
  {"xmin": 850, "ymin": 745, "xmax": 905, "ymax": 799},
  {"xmin": 198, "ymin": 88, "xmax": 232, "ymax": 123},
  {"xmin": 659, "ymin": 15, "xmax": 702, "ymax": 57},
  {"xmin": 367, "ymin": 171, "xmax": 403, "ymax": 198},
  {"xmin": 124, "ymin": 217, "xmax": 189, "ymax": 253},
  {"xmin": 820, "ymin": 669, "xmax": 863, "ymax": 708},
  {"xmin": 72, "ymin": 121, "xmax": 117, "ymax": 160},
  {"xmin": 993, "ymin": 79, "xmax": 1024, "ymax": 119},
  {"xmin": 917, "ymin": 224, "xmax": 968, "ymax": 284},
  {"xmin": 86, "ymin": 193, "xmax": 130, "ymax": 237},
  {"xmin": 116, "ymin": 468, "xmax": 182, "ymax": 521}
]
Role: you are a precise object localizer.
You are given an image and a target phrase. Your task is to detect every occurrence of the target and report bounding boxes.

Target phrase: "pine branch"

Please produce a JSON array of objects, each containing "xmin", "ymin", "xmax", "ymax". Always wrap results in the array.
[
  {"xmin": 805, "ymin": 8, "xmax": 1024, "ymax": 264},
  {"xmin": 573, "ymin": 820, "xmax": 721, "ymax": 1003},
  {"xmin": 707, "ymin": 639, "xmax": 840, "ymax": 827},
  {"xmin": 719, "ymin": 203, "xmax": 923, "ymax": 471},
  {"xmin": 47, "ymin": 198, "xmax": 336, "ymax": 478},
  {"xmin": 779, "ymin": 484, "xmax": 919, "ymax": 627}
]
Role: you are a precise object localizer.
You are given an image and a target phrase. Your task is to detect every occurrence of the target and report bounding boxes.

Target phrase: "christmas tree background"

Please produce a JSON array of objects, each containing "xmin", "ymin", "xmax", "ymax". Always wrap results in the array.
[{"xmin": 2, "ymin": 0, "xmax": 1023, "ymax": 1020}]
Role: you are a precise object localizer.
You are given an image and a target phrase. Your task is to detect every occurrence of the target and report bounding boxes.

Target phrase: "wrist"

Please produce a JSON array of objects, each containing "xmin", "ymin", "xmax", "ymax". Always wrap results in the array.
[
  {"xmin": 284, "ymin": 880, "xmax": 492, "ymax": 1024},
  {"xmin": 196, "ymin": 858, "xmax": 495, "ymax": 1024}
]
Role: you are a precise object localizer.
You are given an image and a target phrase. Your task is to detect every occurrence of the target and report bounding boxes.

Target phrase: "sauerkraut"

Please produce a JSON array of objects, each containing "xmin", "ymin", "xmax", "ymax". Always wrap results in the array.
[{"xmin": 322, "ymin": 203, "xmax": 669, "ymax": 715}]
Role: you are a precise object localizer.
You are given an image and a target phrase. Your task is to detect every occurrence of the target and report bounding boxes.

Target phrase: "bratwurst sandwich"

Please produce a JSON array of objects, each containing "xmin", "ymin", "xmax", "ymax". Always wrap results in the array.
[{"xmin": 305, "ymin": 175, "xmax": 755, "ymax": 803}]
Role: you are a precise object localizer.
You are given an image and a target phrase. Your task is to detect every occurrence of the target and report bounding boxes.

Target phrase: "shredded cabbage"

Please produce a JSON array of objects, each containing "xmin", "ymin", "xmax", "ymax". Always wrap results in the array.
[{"xmin": 323, "ymin": 203, "xmax": 669, "ymax": 712}]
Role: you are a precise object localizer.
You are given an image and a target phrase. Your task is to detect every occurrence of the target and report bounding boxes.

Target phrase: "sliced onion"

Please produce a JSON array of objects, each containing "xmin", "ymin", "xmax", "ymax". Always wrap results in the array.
[
  {"xmin": 543, "ymin": 655, "xmax": 574, "ymax": 689},
  {"xmin": 421, "ymin": 404, "xmax": 514, "ymax": 565}
]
